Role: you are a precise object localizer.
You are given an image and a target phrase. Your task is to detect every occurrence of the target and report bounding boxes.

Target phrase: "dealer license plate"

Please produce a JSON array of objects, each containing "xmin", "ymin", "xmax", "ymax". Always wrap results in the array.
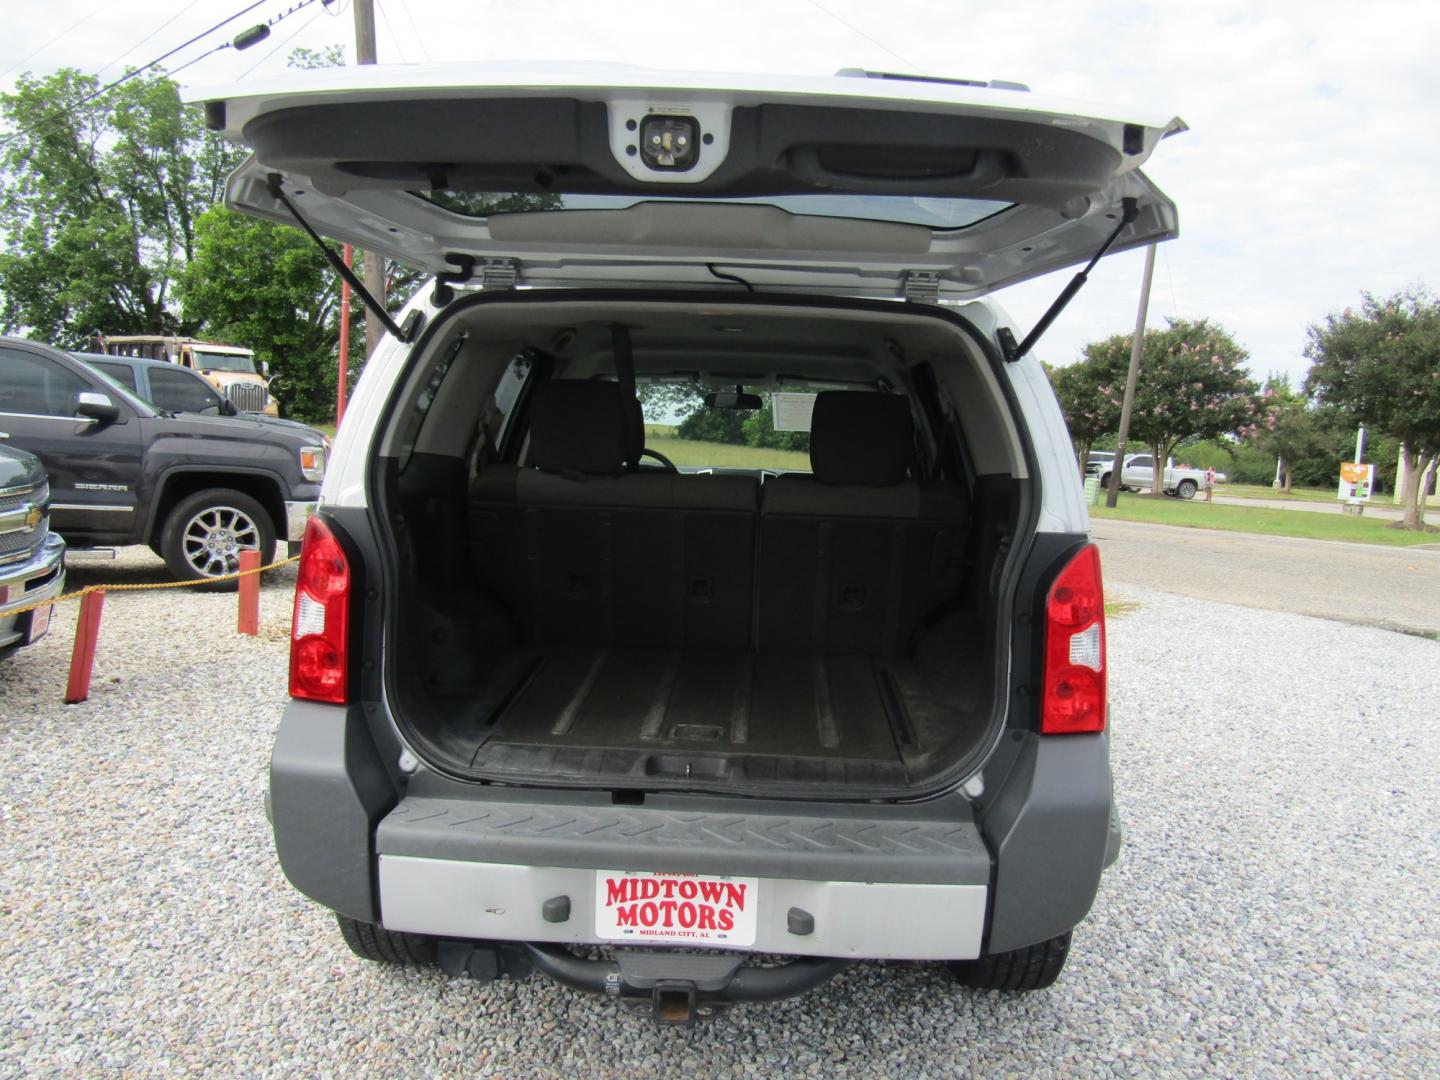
[
  {"xmin": 594, "ymin": 871, "xmax": 759, "ymax": 946},
  {"xmin": 25, "ymin": 603, "xmax": 52, "ymax": 644}
]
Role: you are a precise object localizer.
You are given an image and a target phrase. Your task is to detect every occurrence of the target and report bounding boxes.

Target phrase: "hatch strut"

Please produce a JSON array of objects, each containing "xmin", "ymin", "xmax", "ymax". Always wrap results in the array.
[
  {"xmin": 265, "ymin": 173, "xmax": 410, "ymax": 343},
  {"xmin": 1002, "ymin": 197, "xmax": 1139, "ymax": 363}
]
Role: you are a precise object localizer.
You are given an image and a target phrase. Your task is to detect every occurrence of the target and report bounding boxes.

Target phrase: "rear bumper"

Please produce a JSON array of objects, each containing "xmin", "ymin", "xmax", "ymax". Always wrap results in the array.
[
  {"xmin": 269, "ymin": 700, "xmax": 1113, "ymax": 959},
  {"xmin": 0, "ymin": 532, "xmax": 66, "ymax": 649},
  {"xmin": 382, "ymin": 857, "xmax": 985, "ymax": 960},
  {"xmin": 383, "ymin": 846, "xmax": 990, "ymax": 961}
]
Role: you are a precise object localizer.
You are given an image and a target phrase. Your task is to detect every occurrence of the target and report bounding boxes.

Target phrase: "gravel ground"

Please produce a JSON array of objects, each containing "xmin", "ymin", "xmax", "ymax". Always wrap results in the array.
[{"xmin": 2, "ymin": 548, "xmax": 1438, "ymax": 1077}]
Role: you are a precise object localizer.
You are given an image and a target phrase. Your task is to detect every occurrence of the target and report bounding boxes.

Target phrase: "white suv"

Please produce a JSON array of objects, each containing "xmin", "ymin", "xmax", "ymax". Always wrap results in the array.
[{"xmin": 194, "ymin": 65, "xmax": 1182, "ymax": 1023}]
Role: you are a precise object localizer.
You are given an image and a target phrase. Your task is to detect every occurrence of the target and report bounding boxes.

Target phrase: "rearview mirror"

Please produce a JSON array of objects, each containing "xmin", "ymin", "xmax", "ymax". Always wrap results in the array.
[
  {"xmin": 219, "ymin": 397, "xmax": 239, "ymax": 417},
  {"xmin": 75, "ymin": 391, "xmax": 120, "ymax": 424},
  {"xmin": 703, "ymin": 388, "xmax": 763, "ymax": 410}
]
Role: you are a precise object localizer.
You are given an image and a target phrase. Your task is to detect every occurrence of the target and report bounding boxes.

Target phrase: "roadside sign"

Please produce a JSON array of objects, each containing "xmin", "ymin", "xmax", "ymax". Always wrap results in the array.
[{"xmin": 1338, "ymin": 462, "xmax": 1374, "ymax": 501}]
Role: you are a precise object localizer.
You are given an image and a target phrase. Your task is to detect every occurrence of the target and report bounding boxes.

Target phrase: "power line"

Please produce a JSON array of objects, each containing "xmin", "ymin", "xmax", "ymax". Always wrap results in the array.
[
  {"xmin": 21, "ymin": 0, "xmax": 268, "ymax": 126},
  {"xmin": 802, "ymin": 0, "xmax": 921, "ymax": 72},
  {"xmin": 373, "ymin": 0, "xmax": 408, "ymax": 64},
  {"xmin": 1, "ymin": 0, "xmax": 112, "ymax": 82},
  {"xmin": 167, "ymin": 41, "xmax": 239, "ymax": 82},
  {"xmin": 392, "ymin": 0, "xmax": 431, "ymax": 63},
  {"xmin": 1, "ymin": 0, "xmax": 325, "ymax": 150},
  {"xmin": 236, "ymin": 5, "xmax": 327, "ymax": 79},
  {"xmin": 89, "ymin": 0, "xmax": 211, "ymax": 83}
]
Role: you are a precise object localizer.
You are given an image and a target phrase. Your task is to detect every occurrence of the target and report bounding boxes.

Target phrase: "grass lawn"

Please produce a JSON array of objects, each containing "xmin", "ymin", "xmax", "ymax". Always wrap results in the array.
[
  {"xmin": 647, "ymin": 434, "xmax": 812, "ymax": 471},
  {"xmin": 1092, "ymin": 497, "xmax": 1440, "ymax": 547}
]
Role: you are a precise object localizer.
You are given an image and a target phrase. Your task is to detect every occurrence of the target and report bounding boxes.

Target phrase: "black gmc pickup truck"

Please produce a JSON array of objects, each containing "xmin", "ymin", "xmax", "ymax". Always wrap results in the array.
[{"xmin": 0, "ymin": 336, "xmax": 325, "ymax": 582}]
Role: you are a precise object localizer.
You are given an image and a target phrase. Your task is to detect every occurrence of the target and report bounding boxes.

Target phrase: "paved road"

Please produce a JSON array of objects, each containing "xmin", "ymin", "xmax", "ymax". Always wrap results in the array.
[{"xmin": 1093, "ymin": 518, "xmax": 1440, "ymax": 636}]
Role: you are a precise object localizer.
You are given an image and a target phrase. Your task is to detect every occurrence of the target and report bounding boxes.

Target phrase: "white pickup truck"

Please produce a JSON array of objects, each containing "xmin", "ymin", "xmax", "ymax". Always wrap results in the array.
[{"xmin": 1092, "ymin": 454, "xmax": 1222, "ymax": 499}]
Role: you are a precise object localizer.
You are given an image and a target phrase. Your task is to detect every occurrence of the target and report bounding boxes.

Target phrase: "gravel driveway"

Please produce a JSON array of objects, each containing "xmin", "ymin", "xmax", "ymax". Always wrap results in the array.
[{"xmin": 2, "ymin": 549, "xmax": 1437, "ymax": 1077}]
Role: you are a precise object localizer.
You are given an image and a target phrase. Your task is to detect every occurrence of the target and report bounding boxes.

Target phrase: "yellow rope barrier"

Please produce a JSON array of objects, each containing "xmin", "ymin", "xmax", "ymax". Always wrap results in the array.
[{"xmin": 3, "ymin": 554, "xmax": 301, "ymax": 620}]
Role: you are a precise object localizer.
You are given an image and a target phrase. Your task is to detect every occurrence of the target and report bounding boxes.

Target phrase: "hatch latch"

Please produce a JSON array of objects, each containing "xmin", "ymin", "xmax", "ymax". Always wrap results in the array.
[
  {"xmin": 903, "ymin": 271, "xmax": 942, "ymax": 304},
  {"xmin": 480, "ymin": 258, "xmax": 520, "ymax": 290}
]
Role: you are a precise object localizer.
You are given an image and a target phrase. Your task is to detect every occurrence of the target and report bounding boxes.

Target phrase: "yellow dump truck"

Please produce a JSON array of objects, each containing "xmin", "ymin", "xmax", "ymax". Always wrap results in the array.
[{"xmin": 99, "ymin": 336, "xmax": 279, "ymax": 416}]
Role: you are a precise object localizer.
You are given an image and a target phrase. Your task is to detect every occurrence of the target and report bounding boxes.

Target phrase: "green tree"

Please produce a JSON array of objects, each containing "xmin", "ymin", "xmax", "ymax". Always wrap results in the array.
[
  {"xmin": 677, "ymin": 404, "xmax": 750, "ymax": 444},
  {"xmin": 1250, "ymin": 376, "xmax": 1334, "ymax": 492},
  {"xmin": 1048, "ymin": 349, "xmax": 1126, "ymax": 469},
  {"xmin": 742, "ymin": 404, "xmax": 810, "ymax": 452},
  {"xmin": 178, "ymin": 205, "xmax": 342, "ymax": 422},
  {"xmin": 1084, "ymin": 318, "xmax": 1259, "ymax": 497},
  {"xmin": 1304, "ymin": 288, "xmax": 1440, "ymax": 528},
  {"xmin": 0, "ymin": 69, "xmax": 244, "ymax": 343}
]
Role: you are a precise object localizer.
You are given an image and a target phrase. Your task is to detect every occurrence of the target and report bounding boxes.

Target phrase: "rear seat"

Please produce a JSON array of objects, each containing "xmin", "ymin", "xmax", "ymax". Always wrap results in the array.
[
  {"xmin": 469, "ymin": 381, "xmax": 758, "ymax": 649},
  {"xmin": 757, "ymin": 391, "xmax": 970, "ymax": 656}
]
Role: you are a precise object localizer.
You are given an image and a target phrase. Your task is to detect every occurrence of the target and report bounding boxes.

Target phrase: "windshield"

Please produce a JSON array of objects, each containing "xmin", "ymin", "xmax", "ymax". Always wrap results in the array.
[
  {"xmin": 415, "ymin": 190, "xmax": 1013, "ymax": 231},
  {"xmin": 191, "ymin": 350, "xmax": 256, "ymax": 374},
  {"xmin": 641, "ymin": 382, "xmax": 828, "ymax": 474}
]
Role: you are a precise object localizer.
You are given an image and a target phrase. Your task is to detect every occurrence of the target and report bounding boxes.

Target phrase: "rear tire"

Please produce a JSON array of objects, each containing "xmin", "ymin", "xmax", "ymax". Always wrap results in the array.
[
  {"xmin": 949, "ymin": 931, "xmax": 1072, "ymax": 991},
  {"xmin": 1176, "ymin": 478, "xmax": 1198, "ymax": 499},
  {"xmin": 335, "ymin": 914, "xmax": 437, "ymax": 966}
]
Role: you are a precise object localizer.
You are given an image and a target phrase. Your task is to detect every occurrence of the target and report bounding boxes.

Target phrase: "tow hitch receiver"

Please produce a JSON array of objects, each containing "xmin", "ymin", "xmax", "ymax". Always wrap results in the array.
[{"xmin": 524, "ymin": 944, "xmax": 851, "ymax": 1025}]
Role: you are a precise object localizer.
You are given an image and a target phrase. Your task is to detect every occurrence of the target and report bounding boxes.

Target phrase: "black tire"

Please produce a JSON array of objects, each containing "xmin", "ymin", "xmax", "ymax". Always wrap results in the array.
[
  {"xmin": 159, "ymin": 488, "xmax": 275, "ymax": 586},
  {"xmin": 949, "ymin": 931, "xmax": 1072, "ymax": 991},
  {"xmin": 335, "ymin": 914, "xmax": 438, "ymax": 966},
  {"xmin": 1098, "ymin": 472, "xmax": 1112, "ymax": 491},
  {"xmin": 1176, "ymin": 478, "xmax": 1198, "ymax": 500}
]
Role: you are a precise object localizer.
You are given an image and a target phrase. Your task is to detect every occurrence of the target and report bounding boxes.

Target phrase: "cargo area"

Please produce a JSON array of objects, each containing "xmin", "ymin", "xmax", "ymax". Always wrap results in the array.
[{"xmin": 374, "ymin": 296, "xmax": 1028, "ymax": 797}]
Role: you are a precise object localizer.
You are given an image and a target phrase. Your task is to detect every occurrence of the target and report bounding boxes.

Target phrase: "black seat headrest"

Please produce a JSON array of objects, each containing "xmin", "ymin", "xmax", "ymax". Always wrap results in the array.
[
  {"xmin": 529, "ymin": 381, "xmax": 628, "ymax": 475},
  {"xmin": 809, "ymin": 391, "xmax": 914, "ymax": 486}
]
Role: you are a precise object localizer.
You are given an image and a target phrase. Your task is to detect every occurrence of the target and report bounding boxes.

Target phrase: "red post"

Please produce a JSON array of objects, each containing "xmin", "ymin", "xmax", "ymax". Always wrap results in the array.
[
  {"xmin": 237, "ymin": 549, "xmax": 261, "ymax": 636},
  {"xmin": 337, "ymin": 243, "xmax": 352, "ymax": 424},
  {"xmin": 64, "ymin": 590, "xmax": 106, "ymax": 705}
]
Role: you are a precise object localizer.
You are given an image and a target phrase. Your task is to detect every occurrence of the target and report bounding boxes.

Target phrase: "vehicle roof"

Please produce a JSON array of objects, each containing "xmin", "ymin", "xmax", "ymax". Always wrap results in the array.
[
  {"xmin": 103, "ymin": 336, "xmax": 253, "ymax": 355},
  {"xmin": 189, "ymin": 61, "xmax": 1183, "ymax": 138}
]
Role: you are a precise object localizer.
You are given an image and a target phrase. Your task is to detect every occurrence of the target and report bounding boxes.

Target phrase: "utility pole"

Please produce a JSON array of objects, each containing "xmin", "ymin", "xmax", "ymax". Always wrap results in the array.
[
  {"xmin": 337, "ymin": 243, "xmax": 352, "ymax": 424},
  {"xmin": 353, "ymin": 0, "xmax": 387, "ymax": 359},
  {"xmin": 1105, "ymin": 244, "xmax": 1157, "ymax": 509}
]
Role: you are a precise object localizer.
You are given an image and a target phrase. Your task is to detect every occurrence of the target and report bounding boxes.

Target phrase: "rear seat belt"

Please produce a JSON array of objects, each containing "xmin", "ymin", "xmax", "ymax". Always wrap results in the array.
[{"xmin": 611, "ymin": 323, "xmax": 643, "ymax": 471}]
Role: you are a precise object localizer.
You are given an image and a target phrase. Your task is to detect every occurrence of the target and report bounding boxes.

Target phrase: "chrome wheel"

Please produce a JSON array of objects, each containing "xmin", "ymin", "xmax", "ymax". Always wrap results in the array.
[{"xmin": 181, "ymin": 504, "xmax": 260, "ymax": 578}]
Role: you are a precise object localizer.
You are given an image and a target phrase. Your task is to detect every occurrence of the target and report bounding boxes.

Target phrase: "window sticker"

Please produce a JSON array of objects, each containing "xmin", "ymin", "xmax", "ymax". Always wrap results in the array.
[{"xmin": 771, "ymin": 392, "xmax": 817, "ymax": 432}]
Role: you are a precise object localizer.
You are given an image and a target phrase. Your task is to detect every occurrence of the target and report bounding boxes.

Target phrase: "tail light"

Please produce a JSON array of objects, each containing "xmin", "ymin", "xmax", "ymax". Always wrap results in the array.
[
  {"xmin": 290, "ymin": 515, "xmax": 351, "ymax": 703},
  {"xmin": 1040, "ymin": 543, "xmax": 1106, "ymax": 734}
]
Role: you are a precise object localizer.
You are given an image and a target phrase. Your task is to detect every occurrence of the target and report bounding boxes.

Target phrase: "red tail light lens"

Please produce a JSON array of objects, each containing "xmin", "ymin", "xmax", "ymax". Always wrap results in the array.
[
  {"xmin": 1041, "ymin": 543, "xmax": 1106, "ymax": 734},
  {"xmin": 290, "ymin": 515, "xmax": 350, "ymax": 703}
]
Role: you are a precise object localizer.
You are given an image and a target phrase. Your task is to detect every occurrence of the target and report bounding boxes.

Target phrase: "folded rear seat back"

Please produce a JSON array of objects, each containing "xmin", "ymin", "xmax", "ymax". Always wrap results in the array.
[
  {"xmin": 758, "ymin": 391, "xmax": 970, "ymax": 657},
  {"xmin": 469, "ymin": 380, "xmax": 758, "ymax": 650}
]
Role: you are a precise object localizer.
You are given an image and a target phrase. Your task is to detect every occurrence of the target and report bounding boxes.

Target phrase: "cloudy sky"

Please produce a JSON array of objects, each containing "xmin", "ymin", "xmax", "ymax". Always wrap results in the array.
[{"xmin": 4, "ymin": 0, "xmax": 1438, "ymax": 384}]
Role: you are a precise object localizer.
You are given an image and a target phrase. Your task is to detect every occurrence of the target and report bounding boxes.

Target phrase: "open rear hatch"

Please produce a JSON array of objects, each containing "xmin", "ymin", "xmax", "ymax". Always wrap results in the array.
[
  {"xmin": 198, "ymin": 65, "xmax": 1180, "ymax": 798},
  {"xmin": 190, "ymin": 64, "xmax": 1182, "ymax": 299}
]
